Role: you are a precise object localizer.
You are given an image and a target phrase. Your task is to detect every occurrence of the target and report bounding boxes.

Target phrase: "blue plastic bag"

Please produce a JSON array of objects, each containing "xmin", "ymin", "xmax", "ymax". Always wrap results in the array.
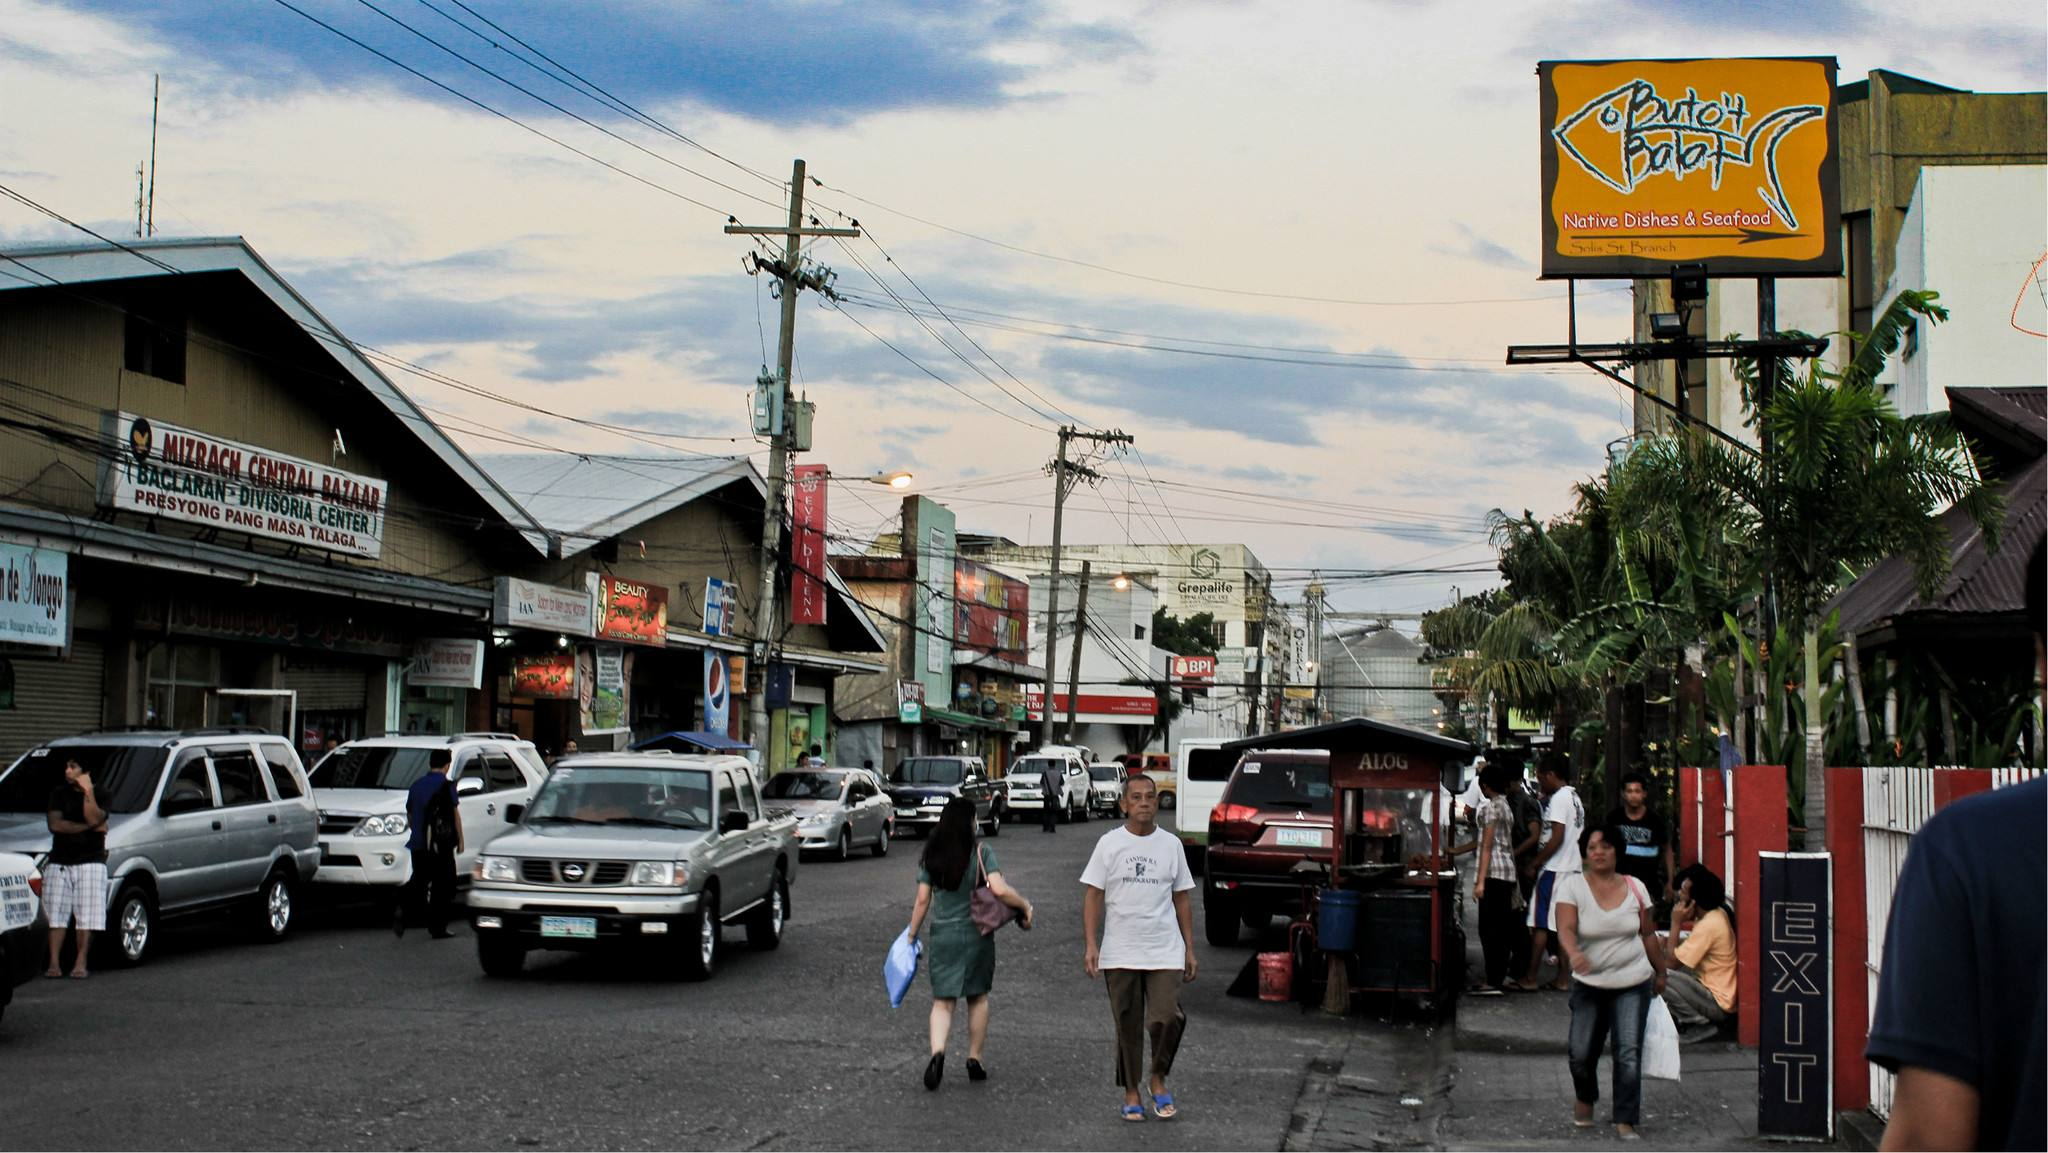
[{"xmin": 885, "ymin": 928, "xmax": 923, "ymax": 1008}]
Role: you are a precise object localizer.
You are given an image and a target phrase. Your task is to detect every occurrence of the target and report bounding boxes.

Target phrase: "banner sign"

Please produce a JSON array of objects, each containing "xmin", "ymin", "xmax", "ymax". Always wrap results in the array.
[
  {"xmin": 580, "ymin": 645, "xmax": 628, "ymax": 733},
  {"xmin": 135, "ymin": 596, "xmax": 405, "ymax": 657},
  {"xmin": 101, "ymin": 411, "xmax": 389, "ymax": 558},
  {"xmin": 790, "ymin": 465, "xmax": 829, "ymax": 626},
  {"xmin": 512, "ymin": 651, "xmax": 575, "ymax": 699},
  {"xmin": 494, "ymin": 577, "xmax": 592, "ymax": 635},
  {"xmin": 1025, "ymin": 690, "xmax": 1157, "ymax": 720},
  {"xmin": 1539, "ymin": 57, "xmax": 1840, "ymax": 278},
  {"xmin": 728, "ymin": 654, "xmax": 747, "ymax": 695},
  {"xmin": 704, "ymin": 649, "xmax": 731, "ymax": 736},
  {"xmin": 1758, "ymin": 852, "xmax": 1832, "ymax": 1140},
  {"xmin": 897, "ymin": 680, "xmax": 925, "ymax": 724},
  {"xmin": 595, "ymin": 576, "xmax": 668, "ymax": 645},
  {"xmin": 954, "ymin": 559, "xmax": 1031, "ymax": 664},
  {"xmin": 0, "ymin": 544, "xmax": 68, "ymax": 648},
  {"xmin": 407, "ymin": 638, "xmax": 483, "ymax": 689},
  {"xmin": 703, "ymin": 577, "xmax": 729, "ymax": 636},
  {"xmin": 1215, "ymin": 647, "xmax": 1248, "ymax": 685},
  {"xmin": 1171, "ymin": 654, "xmax": 1216, "ymax": 681}
]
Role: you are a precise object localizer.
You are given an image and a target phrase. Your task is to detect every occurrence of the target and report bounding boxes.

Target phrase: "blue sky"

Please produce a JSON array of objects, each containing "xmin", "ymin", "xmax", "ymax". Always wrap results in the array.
[{"xmin": 2, "ymin": 0, "xmax": 2042, "ymax": 615}]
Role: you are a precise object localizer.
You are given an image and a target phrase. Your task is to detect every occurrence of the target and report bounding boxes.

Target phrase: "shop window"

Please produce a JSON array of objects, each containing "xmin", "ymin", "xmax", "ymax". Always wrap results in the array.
[
  {"xmin": 124, "ymin": 302, "xmax": 187, "ymax": 384},
  {"xmin": 402, "ymin": 684, "xmax": 463, "ymax": 736},
  {"xmin": 146, "ymin": 644, "xmax": 220, "ymax": 731}
]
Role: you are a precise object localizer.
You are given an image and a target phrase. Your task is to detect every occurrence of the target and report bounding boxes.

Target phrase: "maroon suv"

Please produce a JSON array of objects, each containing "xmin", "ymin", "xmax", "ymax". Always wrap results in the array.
[{"xmin": 1202, "ymin": 750, "xmax": 1332, "ymax": 946}]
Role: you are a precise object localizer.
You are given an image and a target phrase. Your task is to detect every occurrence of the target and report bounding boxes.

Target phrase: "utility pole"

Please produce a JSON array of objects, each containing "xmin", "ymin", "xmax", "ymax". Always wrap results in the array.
[
  {"xmin": 146, "ymin": 74, "xmax": 159, "ymax": 238},
  {"xmin": 1305, "ymin": 576, "xmax": 1326, "ymax": 724},
  {"xmin": 1036, "ymin": 426, "xmax": 1132, "ymax": 747},
  {"xmin": 1062, "ymin": 561, "xmax": 1092, "ymax": 744},
  {"xmin": 724, "ymin": 159, "xmax": 858, "ymax": 759}
]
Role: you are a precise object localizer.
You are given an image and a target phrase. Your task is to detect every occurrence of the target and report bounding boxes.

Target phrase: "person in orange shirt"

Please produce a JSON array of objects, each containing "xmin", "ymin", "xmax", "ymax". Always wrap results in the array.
[{"xmin": 1658, "ymin": 864, "xmax": 1735, "ymax": 1042}]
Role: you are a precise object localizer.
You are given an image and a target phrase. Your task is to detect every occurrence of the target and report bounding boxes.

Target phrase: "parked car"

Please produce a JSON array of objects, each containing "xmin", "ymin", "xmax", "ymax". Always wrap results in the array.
[
  {"xmin": 1202, "ymin": 750, "xmax": 1333, "ymax": 946},
  {"xmin": 887, "ymin": 756, "xmax": 1003, "ymax": 836},
  {"xmin": 1002, "ymin": 752, "xmax": 1090, "ymax": 822},
  {"xmin": 1086, "ymin": 762, "xmax": 1127, "ymax": 817},
  {"xmin": 308, "ymin": 733, "xmax": 547, "ymax": 893},
  {"xmin": 0, "ymin": 728, "xmax": 320, "ymax": 966},
  {"xmin": 468, "ymin": 753, "xmax": 798, "ymax": 980},
  {"xmin": 1, "ymin": 850, "xmax": 43, "ymax": 1027},
  {"xmin": 1172, "ymin": 737, "xmax": 1237, "ymax": 848},
  {"xmin": 763, "ymin": 767, "xmax": 892, "ymax": 860}
]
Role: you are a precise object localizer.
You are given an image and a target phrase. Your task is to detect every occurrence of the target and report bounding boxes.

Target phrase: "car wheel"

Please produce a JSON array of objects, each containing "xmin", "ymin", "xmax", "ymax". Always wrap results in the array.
[
  {"xmin": 1240, "ymin": 909, "xmax": 1275, "ymax": 933},
  {"xmin": 837, "ymin": 827, "xmax": 852, "ymax": 862},
  {"xmin": 1203, "ymin": 888, "xmax": 1240, "ymax": 947},
  {"xmin": 680, "ymin": 888, "xmax": 720, "ymax": 980},
  {"xmin": 252, "ymin": 866, "xmax": 295, "ymax": 943},
  {"xmin": 105, "ymin": 882, "xmax": 156, "ymax": 968},
  {"xmin": 1160, "ymin": 792, "xmax": 1176, "ymax": 810},
  {"xmin": 747, "ymin": 871, "xmax": 787, "ymax": 951},
  {"xmin": 871, "ymin": 823, "xmax": 891, "ymax": 856},
  {"xmin": 984, "ymin": 806, "xmax": 1002, "ymax": 836},
  {"xmin": 477, "ymin": 933, "xmax": 526, "ymax": 978}
]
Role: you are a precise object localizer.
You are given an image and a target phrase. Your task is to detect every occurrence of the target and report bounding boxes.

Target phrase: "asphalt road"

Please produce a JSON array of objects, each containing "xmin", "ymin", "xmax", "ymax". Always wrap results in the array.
[{"xmin": 3, "ymin": 814, "xmax": 1357, "ymax": 1151}]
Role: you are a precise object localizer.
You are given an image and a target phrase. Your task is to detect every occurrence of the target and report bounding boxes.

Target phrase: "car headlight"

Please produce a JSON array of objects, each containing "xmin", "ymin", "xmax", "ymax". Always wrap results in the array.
[
  {"xmin": 354, "ymin": 813, "xmax": 409, "ymax": 837},
  {"xmin": 629, "ymin": 861, "xmax": 687, "ymax": 887},
  {"xmin": 476, "ymin": 855, "xmax": 518, "ymax": 882}
]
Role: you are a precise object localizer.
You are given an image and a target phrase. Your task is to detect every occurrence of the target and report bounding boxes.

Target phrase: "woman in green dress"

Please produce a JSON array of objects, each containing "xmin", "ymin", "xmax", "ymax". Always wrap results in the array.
[{"xmin": 907, "ymin": 796, "xmax": 1035, "ymax": 1089}]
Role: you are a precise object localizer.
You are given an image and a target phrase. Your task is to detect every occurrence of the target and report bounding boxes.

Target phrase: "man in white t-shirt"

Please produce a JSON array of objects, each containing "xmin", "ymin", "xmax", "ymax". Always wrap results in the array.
[
  {"xmin": 1514, "ymin": 752, "xmax": 1585, "ymax": 992},
  {"xmin": 1081, "ymin": 773, "xmax": 1197, "ymax": 1122}
]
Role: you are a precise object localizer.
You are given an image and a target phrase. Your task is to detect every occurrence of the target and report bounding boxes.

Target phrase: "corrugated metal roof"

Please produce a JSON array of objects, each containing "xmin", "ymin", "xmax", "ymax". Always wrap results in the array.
[
  {"xmin": 472, "ymin": 453, "xmax": 759, "ymax": 556},
  {"xmin": 1832, "ymin": 453, "xmax": 2047, "ymax": 634}
]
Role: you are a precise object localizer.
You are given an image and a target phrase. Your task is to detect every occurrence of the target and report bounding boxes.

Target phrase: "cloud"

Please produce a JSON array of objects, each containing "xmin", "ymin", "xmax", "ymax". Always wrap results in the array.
[
  {"xmin": 59, "ymin": 0, "xmax": 1145, "ymax": 123},
  {"xmin": 1431, "ymin": 222, "xmax": 1531, "ymax": 271}
]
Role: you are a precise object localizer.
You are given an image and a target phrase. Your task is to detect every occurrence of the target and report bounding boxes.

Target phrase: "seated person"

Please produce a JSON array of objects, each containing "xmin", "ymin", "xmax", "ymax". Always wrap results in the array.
[
  {"xmin": 571, "ymin": 782, "xmax": 637, "ymax": 823},
  {"xmin": 1659, "ymin": 863, "xmax": 1737, "ymax": 1041}
]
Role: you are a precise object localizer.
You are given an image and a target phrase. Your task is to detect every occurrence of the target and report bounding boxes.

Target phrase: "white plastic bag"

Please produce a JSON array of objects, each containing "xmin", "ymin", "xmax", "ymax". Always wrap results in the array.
[
  {"xmin": 884, "ymin": 928, "xmax": 923, "ymax": 1008},
  {"xmin": 1644, "ymin": 994, "xmax": 1682, "ymax": 1081}
]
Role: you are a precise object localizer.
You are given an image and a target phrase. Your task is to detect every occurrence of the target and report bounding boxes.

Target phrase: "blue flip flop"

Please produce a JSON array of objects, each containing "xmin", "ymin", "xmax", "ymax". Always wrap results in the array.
[
  {"xmin": 1121, "ymin": 1104, "xmax": 1146, "ymax": 1123},
  {"xmin": 1152, "ymin": 1092, "xmax": 1178, "ymax": 1120}
]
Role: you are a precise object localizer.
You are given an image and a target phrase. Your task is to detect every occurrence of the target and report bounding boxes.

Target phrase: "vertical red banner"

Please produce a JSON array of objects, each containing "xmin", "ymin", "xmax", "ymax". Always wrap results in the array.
[{"xmin": 789, "ymin": 464, "xmax": 829, "ymax": 625}]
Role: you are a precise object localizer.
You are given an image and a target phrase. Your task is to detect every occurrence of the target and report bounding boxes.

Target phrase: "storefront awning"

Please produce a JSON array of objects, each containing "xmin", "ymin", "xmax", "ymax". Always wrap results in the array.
[
  {"xmin": 921, "ymin": 705, "xmax": 1011, "ymax": 731},
  {"xmin": 775, "ymin": 644, "xmax": 888, "ymax": 676}
]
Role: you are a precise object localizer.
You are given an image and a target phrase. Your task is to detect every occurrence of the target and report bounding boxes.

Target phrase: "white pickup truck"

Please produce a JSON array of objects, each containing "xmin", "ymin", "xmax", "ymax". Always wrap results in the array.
[{"xmin": 467, "ymin": 753, "xmax": 799, "ymax": 981}]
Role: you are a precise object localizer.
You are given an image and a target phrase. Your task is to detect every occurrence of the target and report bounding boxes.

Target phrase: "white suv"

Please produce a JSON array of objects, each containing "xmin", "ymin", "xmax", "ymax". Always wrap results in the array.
[{"xmin": 309, "ymin": 734, "xmax": 547, "ymax": 891}]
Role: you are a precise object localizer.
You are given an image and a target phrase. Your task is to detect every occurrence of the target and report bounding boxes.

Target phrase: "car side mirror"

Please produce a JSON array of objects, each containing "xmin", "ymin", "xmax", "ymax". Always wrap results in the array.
[
  {"xmin": 159, "ymin": 785, "xmax": 208, "ymax": 816},
  {"xmin": 504, "ymin": 803, "xmax": 525, "ymax": 824},
  {"xmin": 719, "ymin": 809, "xmax": 749, "ymax": 835},
  {"xmin": 456, "ymin": 776, "xmax": 485, "ymax": 796}
]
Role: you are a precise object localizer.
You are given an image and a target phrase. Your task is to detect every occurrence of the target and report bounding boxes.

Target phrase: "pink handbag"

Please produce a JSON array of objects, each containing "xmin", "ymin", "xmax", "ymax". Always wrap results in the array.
[{"xmin": 970, "ymin": 845, "xmax": 1019, "ymax": 936}]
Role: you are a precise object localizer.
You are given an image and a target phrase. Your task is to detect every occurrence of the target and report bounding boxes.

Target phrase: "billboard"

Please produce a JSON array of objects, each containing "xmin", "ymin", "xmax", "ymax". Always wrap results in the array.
[
  {"xmin": 954, "ymin": 558, "xmax": 1030, "ymax": 664},
  {"xmin": 594, "ymin": 576, "xmax": 668, "ymax": 645},
  {"xmin": 1539, "ymin": 57, "xmax": 1840, "ymax": 278},
  {"xmin": 790, "ymin": 465, "xmax": 829, "ymax": 626},
  {"xmin": 0, "ymin": 544, "xmax": 68, "ymax": 648}
]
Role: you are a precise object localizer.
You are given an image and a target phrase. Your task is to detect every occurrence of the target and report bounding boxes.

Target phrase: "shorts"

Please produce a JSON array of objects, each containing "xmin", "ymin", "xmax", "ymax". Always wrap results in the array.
[
  {"xmin": 1527, "ymin": 869, "xmax": 1570, "ymax": 931},
  {"xmin": 44, "ymin": 862, "xmax": 109, "ymax": 931}
]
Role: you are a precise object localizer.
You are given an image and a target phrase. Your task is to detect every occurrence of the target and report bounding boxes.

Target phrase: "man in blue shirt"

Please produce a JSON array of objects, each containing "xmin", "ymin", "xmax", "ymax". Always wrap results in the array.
[
  {"xmin": 1867, "ymin": 541, "xmax": 2046, "ymax": 1151},
  {"xmin": 394, "ymin": 749, "xmax": 464, "ymax": 939}
]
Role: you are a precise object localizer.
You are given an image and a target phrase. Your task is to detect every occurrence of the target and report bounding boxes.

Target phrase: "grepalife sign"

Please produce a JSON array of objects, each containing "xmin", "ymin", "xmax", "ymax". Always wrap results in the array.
[
  {"xmin": 101, "ymin": 412, "xmax": 388, "ymax": 558},
  {"xmin": 1539, "ymin": 57, "xmax": 1840, "ymax": 278}
]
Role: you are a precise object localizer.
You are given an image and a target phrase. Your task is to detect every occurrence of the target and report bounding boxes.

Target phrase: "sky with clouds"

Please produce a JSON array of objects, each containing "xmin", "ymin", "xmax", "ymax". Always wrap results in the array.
[{"xmin": 1, "ymin": 0, "xmax": 2041, "ymax": 618}]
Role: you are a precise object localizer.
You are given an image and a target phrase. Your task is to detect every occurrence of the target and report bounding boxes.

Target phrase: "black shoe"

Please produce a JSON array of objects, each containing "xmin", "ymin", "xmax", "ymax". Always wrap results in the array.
[
  {"xmin": 391, "ymin": 911, "xmax": 405, "ymax": 938},
  {"xmin": 924, "ymin": 1052, "xmax": 944, "ymax": 1090},
  {"xmin": 966, "ymin": 1059, "xmax": 987, "ymax": 1082},
  {"xmin": 428, "ymin": 928, "xmax": 455, "ymax": 940}
]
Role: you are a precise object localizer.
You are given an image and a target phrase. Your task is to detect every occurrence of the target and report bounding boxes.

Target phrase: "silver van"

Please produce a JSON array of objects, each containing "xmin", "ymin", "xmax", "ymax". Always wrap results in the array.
[{"xmin": 0, "ymin": 728, "xmax": 321, "ymax": 966}]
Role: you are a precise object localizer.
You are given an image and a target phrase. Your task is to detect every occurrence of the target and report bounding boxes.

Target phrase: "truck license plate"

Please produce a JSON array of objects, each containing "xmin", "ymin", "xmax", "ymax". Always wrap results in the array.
[
  {"xmin": 896, "ymin": 807, "xmax": 917, "ymax": 818},
  {"xmin": 540, "ymin": 915, "xmax": 597, "ymax": 939},
  {"xmin": 1275, "ymin": 828, "xmax": 1324, "ymax": 848}
]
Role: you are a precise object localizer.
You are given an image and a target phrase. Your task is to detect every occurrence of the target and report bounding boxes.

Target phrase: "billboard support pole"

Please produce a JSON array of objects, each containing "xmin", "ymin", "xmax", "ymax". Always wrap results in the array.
[{"xmin": 1755, "ymin": 276, "xmax": 1778, "ymax": 766}]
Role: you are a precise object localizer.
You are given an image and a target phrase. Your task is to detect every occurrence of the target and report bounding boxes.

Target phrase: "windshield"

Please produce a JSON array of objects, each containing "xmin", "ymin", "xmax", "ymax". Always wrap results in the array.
[
  {"xmin": 526, "ymin": 765, "xmax": 711, "ymax": 828},
  {"xmin": 0, "ymin": 745, "xmax": 169, "ymax": 814},
  {"xmin": 891, "ymin": 759, "xmax": 963, "ymax": 786},
  {"xmin": 762, "ymin": 771, "xmax": 845, "ymax": 800},
  {"xmin": 1226, "ymin": 757, "xmax": 1334, "ymax": 813},
  {"xmin": 309, "ymin": 746, "xmax": 436, "ymax": 791},
  {"xmin": 1089, "ymin": 766, "xmax": 1120, "ymax": 781}
]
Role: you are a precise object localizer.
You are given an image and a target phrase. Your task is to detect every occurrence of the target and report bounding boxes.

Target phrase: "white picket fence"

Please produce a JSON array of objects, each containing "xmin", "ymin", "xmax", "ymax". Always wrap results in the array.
[{"xmin": 1860, "ymin": 766, "xmax": 2043, "ymax": 1119}]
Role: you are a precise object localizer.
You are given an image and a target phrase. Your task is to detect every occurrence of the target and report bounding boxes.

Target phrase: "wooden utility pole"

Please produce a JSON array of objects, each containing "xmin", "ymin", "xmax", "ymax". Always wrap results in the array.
[
  {"xmin": 1036, "ymin": 426, "xmax": 1132, "ymax": 747},
  {"xmin": 724, "ymin": 159, "xmax": 858, "ymax": 757},
  {"xmin": 1062, "ymin": 561, "xmax": 1091, "ymax": 744}
]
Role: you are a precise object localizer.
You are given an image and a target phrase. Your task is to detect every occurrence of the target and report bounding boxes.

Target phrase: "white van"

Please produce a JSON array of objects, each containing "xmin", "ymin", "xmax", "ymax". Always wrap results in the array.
[{"xmin": 1173, "ymin": 737, "xmax": 1240, "ymax": 849}]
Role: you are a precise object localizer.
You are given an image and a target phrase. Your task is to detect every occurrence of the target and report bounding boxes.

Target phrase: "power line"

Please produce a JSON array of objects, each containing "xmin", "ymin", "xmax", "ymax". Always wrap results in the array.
[{"xmin": 820, "ymin": 299, "xmax": 1053, "ymax": 432}]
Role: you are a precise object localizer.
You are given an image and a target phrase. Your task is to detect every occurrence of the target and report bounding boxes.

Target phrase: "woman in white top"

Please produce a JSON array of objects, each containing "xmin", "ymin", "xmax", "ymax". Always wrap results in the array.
[{"xmin": 1556, "ymin": 823, "xmax": 1668, "ymax": 1140}]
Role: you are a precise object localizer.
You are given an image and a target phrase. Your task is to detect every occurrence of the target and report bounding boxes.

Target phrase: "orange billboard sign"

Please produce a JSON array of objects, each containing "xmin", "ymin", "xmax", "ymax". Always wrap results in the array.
[{"xmin": 1539, "ymin": 57, "xmax": 1840, "ymax": 278}]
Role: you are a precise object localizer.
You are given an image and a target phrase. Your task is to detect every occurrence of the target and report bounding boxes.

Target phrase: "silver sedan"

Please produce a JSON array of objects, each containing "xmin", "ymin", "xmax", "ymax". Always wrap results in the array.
[{"xmin": 761, "ymin": 769, "xmax": 893, "ymax": 861}]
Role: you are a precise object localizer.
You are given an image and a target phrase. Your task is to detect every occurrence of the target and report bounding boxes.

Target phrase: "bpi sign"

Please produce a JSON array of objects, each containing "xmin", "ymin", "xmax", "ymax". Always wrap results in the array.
[
  {"xmin": 1758, "ymin": 852, "xmax": 1831, "ymax": 1140},
  {"xmin": 1171, "ymin": 655, "xmax": 1216, "ymax": 682}
]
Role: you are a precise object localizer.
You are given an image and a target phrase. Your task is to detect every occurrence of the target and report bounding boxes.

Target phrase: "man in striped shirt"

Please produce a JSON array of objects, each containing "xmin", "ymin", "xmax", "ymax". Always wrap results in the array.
[{"xmin": 1468, "ymin": 765, "xmax": 1522, "ymax": 994}]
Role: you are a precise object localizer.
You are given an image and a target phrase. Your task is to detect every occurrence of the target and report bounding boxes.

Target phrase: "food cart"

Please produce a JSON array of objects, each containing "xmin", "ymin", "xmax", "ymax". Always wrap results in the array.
[{"xmin": 1218, "ymin": 717, "xmax": 1474, "ymax": 1011}]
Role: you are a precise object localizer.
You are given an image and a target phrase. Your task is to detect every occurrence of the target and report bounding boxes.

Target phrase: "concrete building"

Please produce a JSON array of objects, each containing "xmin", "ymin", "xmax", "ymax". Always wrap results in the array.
[
  {"xmin": 1631, "ymin": 70, "xmax": 2046, "ymax": 436},
  {"xmin": 1319, "ymin": 626, "xmax": 1437, "ymax": 731}
]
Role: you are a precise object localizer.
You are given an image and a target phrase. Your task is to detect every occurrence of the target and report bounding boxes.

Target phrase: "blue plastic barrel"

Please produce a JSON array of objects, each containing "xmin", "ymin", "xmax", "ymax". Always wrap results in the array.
[{"xmin": 1317, "ymin": 888, "xmax": 1361, "ymax": 952}]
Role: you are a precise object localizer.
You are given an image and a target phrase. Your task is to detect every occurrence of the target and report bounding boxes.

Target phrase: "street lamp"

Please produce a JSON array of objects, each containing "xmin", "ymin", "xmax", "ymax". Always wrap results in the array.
[
  {"xmin": 864, "ymin": 471, "xmax": 914, "ymax": 488},
  {"xmin": 1111, "ymin": 574, "xmax": 1131, "ymax": 590}
]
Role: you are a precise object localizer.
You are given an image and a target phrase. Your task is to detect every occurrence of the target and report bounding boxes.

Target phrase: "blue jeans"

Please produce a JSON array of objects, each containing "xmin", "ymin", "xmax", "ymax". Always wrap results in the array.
[{"xmin": 1567, "ymin": 978, "xmax": 1653, "ymax": 1125}]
